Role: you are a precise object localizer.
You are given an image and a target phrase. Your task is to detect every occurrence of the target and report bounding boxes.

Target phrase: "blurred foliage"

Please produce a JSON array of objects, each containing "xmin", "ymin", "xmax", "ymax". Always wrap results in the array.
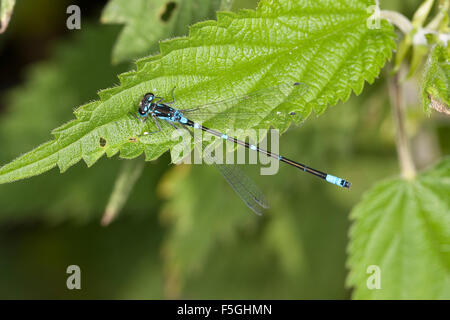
[{"xmin": 0, "ymin": 0, "xmax": 448, "ymax": 300}]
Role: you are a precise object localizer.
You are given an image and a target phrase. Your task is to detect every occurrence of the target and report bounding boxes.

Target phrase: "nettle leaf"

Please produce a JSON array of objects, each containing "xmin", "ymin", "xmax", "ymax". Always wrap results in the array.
[
  {"xmin": 0, "ymin": 0, "xmax": 396, "ymax": 184},
  {"xmin": 0, "ymin": 0, "xmax": 15, "ymax": 33},
  {"xmin": 347, "ymin": 158, "xmax": 450, "ymax": 299},
  {"xmin": 423, "ymin": 44, "xmax": 450, "ymax": 115},
  {"xmin": 101, "ymin": 0, "xmax": 221, "ymax": 63}
]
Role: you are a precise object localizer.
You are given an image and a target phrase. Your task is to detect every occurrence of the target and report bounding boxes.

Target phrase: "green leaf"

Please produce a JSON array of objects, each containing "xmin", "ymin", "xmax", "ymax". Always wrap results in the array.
[
  {"xmin": 101, "ymin": 0, "xmax": 222, "ymax": 63},
  {"xmin": 347, "ymin": 157, "xmax": 450, "ymax": 299},
  {"xmin": 0, "ymin": 0, "xmax": 396, "ymax": 185},
  {"xmin": 423, "ymin": 44, "xmax": 450, "ymax": 115},
  {"xmin": 0, "ymin": 0, "xmax": 15, "ymax": 33}
]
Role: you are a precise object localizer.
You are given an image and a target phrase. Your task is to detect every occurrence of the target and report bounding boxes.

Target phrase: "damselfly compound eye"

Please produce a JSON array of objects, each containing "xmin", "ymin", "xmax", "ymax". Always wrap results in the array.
[
  {"xmin": 144, "ymin": 93, "xmax": 154, "ymax": 102},
  {"xmin": 138, "ymin": 106, "xmax": 147, "ymax": 115},
  {"xmin": 138, "ymin": 93, "xmax": 155, "ymax": 115}
]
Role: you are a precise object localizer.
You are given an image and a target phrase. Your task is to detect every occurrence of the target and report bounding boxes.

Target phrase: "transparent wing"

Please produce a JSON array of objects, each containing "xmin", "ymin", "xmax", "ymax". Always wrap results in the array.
[
  {"xmin": 213, "ymin": 162, "xmax": 269, "ymax": 215},
  {"xmin": 181, "ymin": 82, "xmax": 309, "ymax": 127},
  {"xmin": 199, "ymin": 138, "xmax": 269, "ymax": 215},
  {"xmin": 182, "ymin": 82, "xmax": 308, "ymax": 113},
  {"xmin": 189, "ymin": 127, "xmax": 270, "ymax": 215}
]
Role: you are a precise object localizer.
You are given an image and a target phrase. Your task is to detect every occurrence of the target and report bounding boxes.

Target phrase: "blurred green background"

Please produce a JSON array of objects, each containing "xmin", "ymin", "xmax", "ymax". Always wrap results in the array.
[{"xmin": 0, "ymin": 0, "xmax": 447, "ymax": 299}]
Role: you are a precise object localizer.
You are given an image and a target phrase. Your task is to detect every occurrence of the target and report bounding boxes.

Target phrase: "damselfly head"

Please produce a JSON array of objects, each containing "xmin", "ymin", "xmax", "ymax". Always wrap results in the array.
[
  {"xmin": 139, "ymin": 93, "xmax": 154, "ymax": 105},
  {"xmin": 138, "ymin": 93, "xmax": 154, "ymax": 115}
]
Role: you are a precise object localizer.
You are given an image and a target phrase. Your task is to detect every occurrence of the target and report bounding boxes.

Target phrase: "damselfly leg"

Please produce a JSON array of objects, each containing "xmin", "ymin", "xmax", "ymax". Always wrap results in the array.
[{"xmin": 142, "ymin": 116, "xmax": 163, "ymax": 136}]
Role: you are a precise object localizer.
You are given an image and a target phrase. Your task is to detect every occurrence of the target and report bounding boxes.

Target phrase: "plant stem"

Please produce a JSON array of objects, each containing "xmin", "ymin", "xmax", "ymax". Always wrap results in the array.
[
  {"xmin": 101, "ymin": 159, "xmax": 145, "ymax": 226},
  {"xmin": 380, "ymin": 10, "xmax": 413, "ymax": 34},
  {"xmin": 388, "ymin": 73, "xmax": 417, "ymax": 180}
]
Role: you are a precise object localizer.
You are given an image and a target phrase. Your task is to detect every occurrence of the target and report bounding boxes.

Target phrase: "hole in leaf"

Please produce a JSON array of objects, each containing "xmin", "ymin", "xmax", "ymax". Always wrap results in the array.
[
  {"xmin": 99, "ymin": 137, "xmax": 107, "ymax": 147},
  {"xmin": 160, "ymin": 2, "xmax": 177, "ymax": 22}
]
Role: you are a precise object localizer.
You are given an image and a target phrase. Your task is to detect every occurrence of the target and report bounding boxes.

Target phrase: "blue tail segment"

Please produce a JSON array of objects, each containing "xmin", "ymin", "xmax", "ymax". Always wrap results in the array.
[{"xmin": 325, "ymin": 174, "xmax": 351, "ymax": 189}]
